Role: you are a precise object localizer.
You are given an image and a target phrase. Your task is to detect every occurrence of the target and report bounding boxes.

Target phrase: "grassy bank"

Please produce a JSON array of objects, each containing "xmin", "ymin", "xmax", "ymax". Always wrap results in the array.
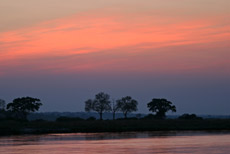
[{"xmin": 1, "ymin": 119, "xmax": 230, "ymax": 136}]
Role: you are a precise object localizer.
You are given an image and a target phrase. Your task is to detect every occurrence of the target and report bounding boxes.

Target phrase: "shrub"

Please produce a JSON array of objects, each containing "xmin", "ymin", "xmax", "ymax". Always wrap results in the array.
[
  {"xmin": 56, "ymin": 116, "xmax": 84, "ymax": 122},
  {"xmin": 178, "ymin": 114, "xmax": 203, "ymax": 120}
]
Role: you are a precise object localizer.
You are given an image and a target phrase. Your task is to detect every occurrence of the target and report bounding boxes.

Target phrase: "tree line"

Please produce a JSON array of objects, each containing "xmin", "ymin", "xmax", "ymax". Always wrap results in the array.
[
  {"xmin": 0, "ymin": 92, "xmax": 178, "ymax": 121},
  {"xmin": 85, "ymin": 92, "xmax": 176, "ymax": 120}
]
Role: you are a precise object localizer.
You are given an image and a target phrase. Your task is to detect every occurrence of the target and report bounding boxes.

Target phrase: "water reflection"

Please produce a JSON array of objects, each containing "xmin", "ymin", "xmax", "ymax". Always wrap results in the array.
[{"xmin": 0, "ymin": 131, "xmax": 230, "ymax": 154}]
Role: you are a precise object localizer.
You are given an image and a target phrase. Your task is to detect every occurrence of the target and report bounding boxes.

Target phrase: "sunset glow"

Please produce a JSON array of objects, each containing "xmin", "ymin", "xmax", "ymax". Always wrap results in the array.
[
  {"xmin": 1, "ymin": 1, "xmax": 230, "ymax": 76},
  {"xmin": 0, "ymin": 0, "xmax": 229, "ymax": 113}
]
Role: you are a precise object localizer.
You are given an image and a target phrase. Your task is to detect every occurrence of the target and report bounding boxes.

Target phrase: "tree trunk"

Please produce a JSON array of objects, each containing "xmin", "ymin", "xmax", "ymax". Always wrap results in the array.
[
  {"xmin": 99, "ymin": 112, "xmax": 103, "ymax": 120},
  {"xmin": 156, "ymin": 111, "xmax": 166, "ymax": 119},
  {"xmin": 113, "ymin": 112, "xmax": 115, "ymax": 120},
  {"xmin": 124, "ymin": 112, "xmax": 127, "ymax": 119}
]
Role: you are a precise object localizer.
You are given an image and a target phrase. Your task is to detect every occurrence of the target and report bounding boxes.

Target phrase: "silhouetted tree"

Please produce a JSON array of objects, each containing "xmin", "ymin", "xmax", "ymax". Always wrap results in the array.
[
  {"xmin": 85, "ymin": 92, "xmax": 111, "ymax": 120},
  {"xmin": 111, "ymin": 99, "xmax": 120, "ymax": 120},
  {"xmin": 7, "ymin": 97, "xmax": 42, "ymax": 120},
  {"xmin": 0, "ymin": 99, "xmax": 6, "ymax": 120},
  {"xmin": 0, "ymin": 99, "xmax": 5, "ymax": 111},
  {"xmin": 147, "ymin": 98, "xmax": 176, "ymax": 119},
  {"xmin": 117, "ymin": 96, "xmax": 138, "ymax": 118}
]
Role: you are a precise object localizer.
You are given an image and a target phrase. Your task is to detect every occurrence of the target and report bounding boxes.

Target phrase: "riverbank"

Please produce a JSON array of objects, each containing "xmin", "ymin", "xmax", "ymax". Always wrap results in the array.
[{"xmin": 1, "ymin": 119, "xmax": 230, "ymax": 136}]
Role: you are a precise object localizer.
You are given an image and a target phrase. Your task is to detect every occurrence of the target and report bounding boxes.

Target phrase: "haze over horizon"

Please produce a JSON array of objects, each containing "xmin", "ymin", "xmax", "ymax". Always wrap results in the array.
[{"xmin": 0, "ymin": 0, "xmax": 229, "ymax": 115}]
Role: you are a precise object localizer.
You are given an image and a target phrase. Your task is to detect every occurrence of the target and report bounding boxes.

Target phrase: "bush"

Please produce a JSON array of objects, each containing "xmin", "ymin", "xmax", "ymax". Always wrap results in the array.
[
  {"xmin": 56, "ymin": 116, "xmax": 84, "ymax": 122},
  {"xmin": 116, "ymin": 117, "xmax": 138, "ymax": 120},
  {"xmin": 142, "ymin": 114, "xmax": 157, "ymax": 120},
  {"xmin": 32, "ymin": 119, "xmax": 47, "ymax": 122},
  {"xmin": 178, "ymin": 114, "xmax": 203, "ymax": 120},
  {"xmin": 87, "ymin": 117, "xmax": 96, "ymax": 121}
]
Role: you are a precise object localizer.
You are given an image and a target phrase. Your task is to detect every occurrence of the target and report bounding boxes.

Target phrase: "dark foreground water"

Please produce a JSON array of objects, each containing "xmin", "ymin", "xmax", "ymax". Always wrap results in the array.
[{"xmin": 0, "ymin": 131, "xmax": 230, "ymax": 154}]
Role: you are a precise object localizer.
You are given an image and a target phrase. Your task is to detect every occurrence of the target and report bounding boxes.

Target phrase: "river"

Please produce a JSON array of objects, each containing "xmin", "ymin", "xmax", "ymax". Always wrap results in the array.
[{"xmin": 0, "ymin": 131, "xmax": 230, "ymax": 154}]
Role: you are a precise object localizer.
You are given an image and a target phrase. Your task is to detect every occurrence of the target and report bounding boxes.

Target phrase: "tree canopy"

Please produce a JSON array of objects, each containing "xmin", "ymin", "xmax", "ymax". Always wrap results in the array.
[
  {"xmin": 147, "ymin": 98, "xmax": 176, "ymax": 119},
  {"xmin": 117, "ymin": 96, "xmax": 138, "ymax": 118},
  {"xmin": 6, "ymin": 97, "xmax": 42, "ymax": 120},
  {"xmin": 85, "ymin": 92, "xmax": 111, "ymax": 120}
]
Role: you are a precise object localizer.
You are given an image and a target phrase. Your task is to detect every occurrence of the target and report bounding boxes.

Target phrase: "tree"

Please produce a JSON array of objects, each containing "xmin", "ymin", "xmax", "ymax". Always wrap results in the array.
[
  {"xmin": 147, "ymin": 98, "xmax": 176, "ymax": 119},
  {"xmin": 85, "ymin": 92, "xmax": 111, "ymax": 120},
  {"xmin": 117, "ymin": 96, "xmax": 138, "ymax": 118},
  {"xmin": 0, "ymin": 99, "xmax": 5, "ymax": 111},
  {"xmin": 6, "ymin": 97, "xmax": 42, "ymax": 120},
  {"xmin": 0, "ymin": 99, "xmax": 6, "ymax": 120},
  {"xmin": 111, "ymin": 99, "xmax": 120, "ymax": 120}
]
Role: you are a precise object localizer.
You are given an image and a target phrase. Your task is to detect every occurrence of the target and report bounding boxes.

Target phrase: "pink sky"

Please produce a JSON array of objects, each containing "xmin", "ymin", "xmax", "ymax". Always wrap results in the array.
[
  {"xmin": 0, "ymin": 0, "xmax": 230, "ymax": 76},
  {"xmin": 0, "ymin": 0, "xmax": 230, "ymax": 114}
]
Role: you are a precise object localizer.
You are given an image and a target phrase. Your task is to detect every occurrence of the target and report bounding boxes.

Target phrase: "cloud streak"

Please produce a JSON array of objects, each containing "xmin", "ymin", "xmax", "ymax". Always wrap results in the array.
[{"xmin": 0, "ymin": 7, "xmax": 229, "ymax": 76}]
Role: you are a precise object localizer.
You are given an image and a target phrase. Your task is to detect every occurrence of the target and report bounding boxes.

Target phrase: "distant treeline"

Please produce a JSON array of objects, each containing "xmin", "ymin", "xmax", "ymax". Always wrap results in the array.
[
  {"xmin": 28, "ymin": 112, "xmax": 230, "ymax": 121},
  {"xmin": 1, "ymin": 118, "xmax": 230, "ymax": 136},
  {"xmin": 0, "ymin": 92, "xmax": 226, "ymax": 122}
]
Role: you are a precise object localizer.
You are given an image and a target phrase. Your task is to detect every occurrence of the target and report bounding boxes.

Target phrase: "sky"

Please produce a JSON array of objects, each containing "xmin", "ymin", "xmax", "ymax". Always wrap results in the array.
[{"xmin": 0, "ymin": 0, "xmax": 230, "ymax": 115}]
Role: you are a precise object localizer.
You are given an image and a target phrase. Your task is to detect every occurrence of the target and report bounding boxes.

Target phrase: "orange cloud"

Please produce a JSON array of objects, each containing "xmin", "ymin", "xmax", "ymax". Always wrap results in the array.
[{"xmin": 0, "ymin": 10, "xmax": 229, "ymax": 76}]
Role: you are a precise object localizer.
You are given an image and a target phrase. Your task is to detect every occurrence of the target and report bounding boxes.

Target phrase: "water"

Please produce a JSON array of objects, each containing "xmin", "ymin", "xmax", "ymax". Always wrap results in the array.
[{"xmin": 0, "ymin": 131, "xmax": 230, "ymax": 154}]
